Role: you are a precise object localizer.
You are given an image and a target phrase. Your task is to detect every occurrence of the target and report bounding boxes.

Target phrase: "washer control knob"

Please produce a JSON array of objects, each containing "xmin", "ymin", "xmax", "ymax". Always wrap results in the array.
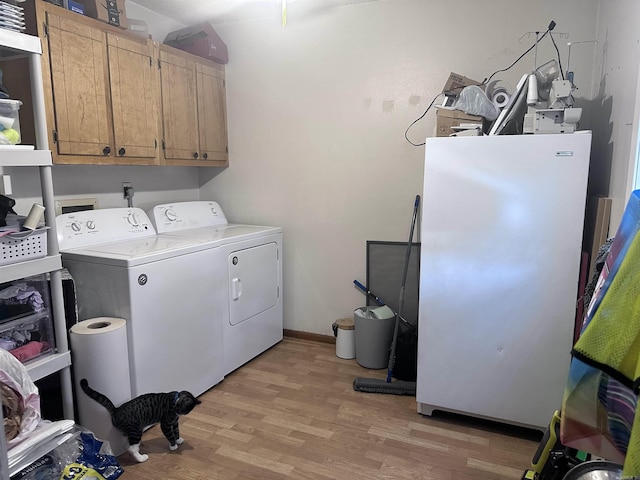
[
  {"xmin": 164, "ymin": 208, "xmax": 177, "ymax": 221},
  {"xmin": 127, "ymin": 212, "xmax": 140, "ymax": 227},
  {"xmin": 86, "ymin": 220, "xmax": 96, "ymax": 230},
  {"xmin": 71, "ymin": 222, "xmax": 81, "ymax": 232}
]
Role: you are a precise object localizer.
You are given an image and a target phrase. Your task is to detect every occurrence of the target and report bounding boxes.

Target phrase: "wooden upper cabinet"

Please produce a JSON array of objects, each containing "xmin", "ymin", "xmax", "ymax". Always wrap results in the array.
[
  {"xmin": 13, "ymin": 0, "xmax": 227, "ymax": 166},
  {"xmin": 107, "ymin": 33, "xmax": 158, "ymax": 163},
  {"xmin": 45, "ymin": 11, "xmax": 112, "ymax": 158},
  {"xmin": 159, "ymin": 47, "xmax": 199, "ymax": 163},
  {"xmin": 160, "ymin": 46, "xmax": 228, "ymax": 167},
  {"xmin": 41, "ymin": 6, "xmax": 159, "ymax": 164},
  {"xmin": 196, "ymin": 61, "xmax": 228, "ymax": 164}
]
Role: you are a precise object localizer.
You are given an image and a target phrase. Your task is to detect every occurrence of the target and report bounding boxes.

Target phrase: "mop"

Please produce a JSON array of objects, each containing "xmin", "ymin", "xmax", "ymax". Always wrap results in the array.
[{"xmin": 353, "ymin": 195, "xmax": 420, "ymax": 396}]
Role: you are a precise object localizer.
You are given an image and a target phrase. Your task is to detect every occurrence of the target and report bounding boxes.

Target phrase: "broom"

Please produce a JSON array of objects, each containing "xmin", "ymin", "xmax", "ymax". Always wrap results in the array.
[{"xmin": 353, "ymin": 194, "xmax": 420, "ymax": 396}]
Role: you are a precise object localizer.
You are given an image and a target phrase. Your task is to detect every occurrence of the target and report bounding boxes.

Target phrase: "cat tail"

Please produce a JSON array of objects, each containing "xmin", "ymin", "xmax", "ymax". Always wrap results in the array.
[{"xmin": 79, "ymin": 378, "xmax": 116, "ymax": 415}]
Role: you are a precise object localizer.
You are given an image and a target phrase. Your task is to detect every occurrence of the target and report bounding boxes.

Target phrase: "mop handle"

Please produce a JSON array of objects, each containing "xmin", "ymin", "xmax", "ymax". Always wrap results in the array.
[
  {"xmin": 353, "ymin": 280, "xmax": 384, "ymax": 305},
  {"xmin": 353, "ymin": 279, "xmax": 412, "ymax": 328},
  {"xmin": 387, "ymin": 194, "xmax": 420, "ymax": 382}
]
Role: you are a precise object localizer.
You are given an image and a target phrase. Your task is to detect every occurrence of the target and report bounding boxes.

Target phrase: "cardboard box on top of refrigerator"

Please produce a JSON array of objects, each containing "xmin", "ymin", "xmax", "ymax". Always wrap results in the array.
[
  {"xmin": 435, "ymin": 108, "xmax": 483, "ymax": 137},
  {"xmin": 164, "ymin": 22, "xmax": 228, "ymax": 64},
  {"xmin": 442, "ymin": 72, "xmax": 483, "ymax": 96},
  {"xmin": 436, "ymin": 72, "xmax": 485, "ymax": 136}
]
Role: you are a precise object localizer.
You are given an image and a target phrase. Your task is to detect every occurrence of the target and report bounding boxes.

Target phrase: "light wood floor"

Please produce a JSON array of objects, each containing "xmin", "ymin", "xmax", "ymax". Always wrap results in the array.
[{"xmin": 117, "ymin": 337, "xmax": 541, "ymax": 479}]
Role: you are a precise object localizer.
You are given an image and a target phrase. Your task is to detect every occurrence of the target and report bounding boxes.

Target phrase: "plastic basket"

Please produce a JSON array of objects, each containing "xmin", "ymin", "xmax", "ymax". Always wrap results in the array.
[{"xmin": 0, "ymin": 227, "xmax": 49, "ymax": 266}]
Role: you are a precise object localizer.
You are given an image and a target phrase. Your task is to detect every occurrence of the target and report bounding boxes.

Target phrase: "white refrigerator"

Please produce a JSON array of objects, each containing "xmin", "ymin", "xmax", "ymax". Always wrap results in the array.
[{"xmin": 416, "ymin": 132, "xmax": 591, "ymax": 431}]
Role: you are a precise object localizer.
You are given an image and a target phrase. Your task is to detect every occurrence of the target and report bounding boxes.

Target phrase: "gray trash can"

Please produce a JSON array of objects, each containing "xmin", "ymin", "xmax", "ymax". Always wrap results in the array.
[{"xmin": 354, "ymin": 305, "xmax": 395, "ymax": 369}]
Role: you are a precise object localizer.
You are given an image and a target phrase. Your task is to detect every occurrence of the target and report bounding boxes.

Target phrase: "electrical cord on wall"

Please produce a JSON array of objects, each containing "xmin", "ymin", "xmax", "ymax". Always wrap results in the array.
[
  {"xmin": 404, "ymin": 92, "xmax": 444, "ymax": 147},
  {"xmin": 549, "ymin": 31, "xmax": 565, "ymax": 80},
  {"xmin": 483, "ymin": 20, "xmax": 556, "ymax": 86}
]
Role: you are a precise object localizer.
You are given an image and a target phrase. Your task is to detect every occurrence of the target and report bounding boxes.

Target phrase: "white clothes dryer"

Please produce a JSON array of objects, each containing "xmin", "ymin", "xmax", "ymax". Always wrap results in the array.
[
  {"xmin": 57, "ymin": 208, "xmax": 225, "ymax": 397},
  {"xmin": 149, "ymin": 201, "xmax": 283, "ymax": 376}
]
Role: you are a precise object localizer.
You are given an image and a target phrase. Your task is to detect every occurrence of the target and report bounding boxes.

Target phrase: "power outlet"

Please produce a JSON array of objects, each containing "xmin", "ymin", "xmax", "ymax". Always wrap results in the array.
[
  {"xmin": 0, "ymin": 175, "xmax": 11, "ymax": 195},
  {"xmin": 123, "ymin": 182, "xmax": 134, "ymax": 206}
]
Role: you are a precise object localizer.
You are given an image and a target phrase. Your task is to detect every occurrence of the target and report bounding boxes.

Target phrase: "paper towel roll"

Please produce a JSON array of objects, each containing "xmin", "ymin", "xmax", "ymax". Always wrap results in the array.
[
  {"xmin": 492, "ymin": 90, "xmax": 510, "ymax": 108},
  {"xmin": 490, "ymin": 86, "xmax": 510, "ymax": 109},
  {"xmin": 70, "ymin": 317, "xmax": 131, "ymax": 456},
  {"xmin": 23, "ymin": 203, "xmax": 45, "ymax": 230}
]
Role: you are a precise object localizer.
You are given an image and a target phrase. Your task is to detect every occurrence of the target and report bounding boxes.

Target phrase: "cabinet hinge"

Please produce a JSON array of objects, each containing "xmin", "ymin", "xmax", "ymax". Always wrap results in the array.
[
  {"xmin": 162, "ymin": 140, "xmax": 165, "ymax": 150},
  {"xmin": 44, "ymin": 23, "xmax": 49, "ymax": 37},
  {"xmin": 154, "ymin": 139, "xmax": 157, "ymax": 149},
  {"xmin": 226, "ymin": 146, "xmax": 228, "ymax": 153},
  {"xmin": 52, "ymin": 130, "xmax": 58, "ymax": 143},
  {"xmin": 149, "ymin": 56, "xmax": 152, "ymax": 67},
  {"xmin": 157, "ymin": 60, "xmax": 161, "ymax": 69}
]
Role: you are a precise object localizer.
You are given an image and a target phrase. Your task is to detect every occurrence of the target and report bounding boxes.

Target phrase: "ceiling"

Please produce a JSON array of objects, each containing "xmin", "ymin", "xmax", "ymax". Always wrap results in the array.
[{"xmin": 130, "ymin": 0, "xmax": 382, "ymax": 26}]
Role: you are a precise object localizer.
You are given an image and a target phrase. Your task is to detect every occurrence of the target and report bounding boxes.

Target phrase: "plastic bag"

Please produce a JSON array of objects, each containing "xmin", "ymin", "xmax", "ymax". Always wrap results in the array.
[
  {"xmin": 452, "ymin": 85, "xmax": 500, "ymax": 121},
  {"xmin": 0, "ymin": 349, "xmax": 40, "ymax": 446},
  {"xmin": 11, "ymin": 426, "xmax": 124, "ymax": 479}
]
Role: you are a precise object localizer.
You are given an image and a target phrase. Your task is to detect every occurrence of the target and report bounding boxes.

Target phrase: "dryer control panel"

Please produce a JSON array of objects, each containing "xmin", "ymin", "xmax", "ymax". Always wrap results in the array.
[
  {"xmin": 57, "ymin": 208, "xmax": 156, "ymax": 250},
  {"xmin": 150, "ymin": 201, "xmax": 228, "ymax": 233}
]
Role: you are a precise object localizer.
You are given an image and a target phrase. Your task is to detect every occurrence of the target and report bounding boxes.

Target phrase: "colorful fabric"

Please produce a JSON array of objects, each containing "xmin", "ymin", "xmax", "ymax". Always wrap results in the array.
[{"xmin": 561, "ymin": 190, "xmax": 640, "ymax": 479}]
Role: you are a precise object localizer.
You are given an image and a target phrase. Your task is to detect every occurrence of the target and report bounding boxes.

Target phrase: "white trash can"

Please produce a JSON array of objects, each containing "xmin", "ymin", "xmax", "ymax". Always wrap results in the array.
[{"xmin": 333, "ymin": 317, "xmax": 356, "ymax": 359}]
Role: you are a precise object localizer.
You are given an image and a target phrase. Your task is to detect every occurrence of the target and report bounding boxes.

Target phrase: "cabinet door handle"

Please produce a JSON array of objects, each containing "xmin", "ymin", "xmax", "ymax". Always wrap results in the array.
[
  {"xmin": 203, "ymin": 152, "xmax": 208, "ymax": 159},
  {"xmin": 193, "ymin": 152, "xmax": 199, "ymax": 159},
  {"xmin": 118, "ymin": 147, "xmax": 126, "ymax": 156},
  {"xmin": 102, "ymin": 146, "xmax": 111, "ymax": 155}
]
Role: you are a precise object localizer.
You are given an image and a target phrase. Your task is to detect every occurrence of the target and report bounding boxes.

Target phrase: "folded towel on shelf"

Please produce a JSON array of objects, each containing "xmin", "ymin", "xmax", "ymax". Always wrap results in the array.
[{"xmin": 10, "ymin": 341, "xmax": 49, "ymax": 363}]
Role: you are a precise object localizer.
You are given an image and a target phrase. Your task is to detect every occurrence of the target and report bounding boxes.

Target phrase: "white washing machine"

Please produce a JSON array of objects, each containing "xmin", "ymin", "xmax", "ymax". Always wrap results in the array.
[
  {"xmin": 57, "ymin": 208, "xmax": 225, "ymax": 397},
  {"xmin": 149, "ymin": 201, "xmax": 283, "ymax": 376}
]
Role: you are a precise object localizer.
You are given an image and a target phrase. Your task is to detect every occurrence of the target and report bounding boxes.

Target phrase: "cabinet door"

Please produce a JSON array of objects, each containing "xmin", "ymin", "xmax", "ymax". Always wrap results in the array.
[
  {"xmin": 107, "ymin": 34, "xmax": 159, "ymax": 164},
  {"xmin": 196, "ymin": 61, "xmax": 228, "ymax": 165},
  {"xmin": 46, "ymin": 11, "xmax": 112, "ymax": 157},
  {"xmin": 159, "ymin": 47, "xmax": 199, "ymax": 163}
]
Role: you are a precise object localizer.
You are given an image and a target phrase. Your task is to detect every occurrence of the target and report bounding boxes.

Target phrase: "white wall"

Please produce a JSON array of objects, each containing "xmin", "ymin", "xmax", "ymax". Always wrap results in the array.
[
  {"xmin": 198, "ymin": 0, "xmax": 600, "ymax": 335},
  {"xmin": 591, "ymin": 1, "xmax": 640, "ymax": 229}
]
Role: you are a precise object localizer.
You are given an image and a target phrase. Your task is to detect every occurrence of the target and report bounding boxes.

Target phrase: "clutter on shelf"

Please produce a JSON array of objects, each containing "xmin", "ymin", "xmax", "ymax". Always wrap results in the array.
[
  {"xmin": 0, "ymin": 69, "xmax": 23, "ymax": 145},
  {"xmin": 0, "ymin": 98, "xmax": 22, "ymax": 145},
  {"xmin": 0, "ymin": 1, "xmax": 25, "ymax": 33},
  {"xmin": 1, "ymin": 199, "xmax": 49, "ymax": 267},
  {"xmin": 65, "ymin": 0, "xmax": 128, "ymax": 29},
  {"xmin": 0, "ymin": 348, "xmax": 124, "ymax": 478},
  {"xmin": 435, "ymin": 72, "xmax": 495, "ymax": 137},
  {"xmin": 0, "ymin": 194, "xmax": 16, "ymax": 227},
  {"xmin": 0, "ymin": 275, "xmax": 55, "ymax": 364}
]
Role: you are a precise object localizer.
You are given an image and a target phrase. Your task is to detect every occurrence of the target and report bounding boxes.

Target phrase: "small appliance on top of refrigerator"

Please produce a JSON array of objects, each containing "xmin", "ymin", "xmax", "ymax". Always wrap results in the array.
[{"xmin": 416, "ymin": 132, "xmax": 591, "ymax": 431}]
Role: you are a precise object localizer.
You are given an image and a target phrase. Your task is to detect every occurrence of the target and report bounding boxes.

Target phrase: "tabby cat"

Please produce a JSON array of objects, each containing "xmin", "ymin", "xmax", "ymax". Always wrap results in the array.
[{"xmin": 80, "ymin": 378, "xmax": 201, "ymax": 463}]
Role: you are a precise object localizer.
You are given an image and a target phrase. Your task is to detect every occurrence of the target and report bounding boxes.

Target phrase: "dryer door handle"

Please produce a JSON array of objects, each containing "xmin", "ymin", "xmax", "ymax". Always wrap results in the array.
[{"xmin": 231, "ymin": 277, "xmax": 242, "ymax": 300}]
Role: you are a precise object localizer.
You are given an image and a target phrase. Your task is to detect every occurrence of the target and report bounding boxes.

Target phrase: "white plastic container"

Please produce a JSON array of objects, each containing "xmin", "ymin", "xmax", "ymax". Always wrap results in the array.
[
  {"xmin": 0, "ymin": 99, "xmax": 22, "ymax": 145},
  {"xmin": 334, "ymin": 317, "xmax": 355, "ymax": 359},
  {"xmin": 0, "ymin": 227, "xmax": 48, "ymax": 266}
]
